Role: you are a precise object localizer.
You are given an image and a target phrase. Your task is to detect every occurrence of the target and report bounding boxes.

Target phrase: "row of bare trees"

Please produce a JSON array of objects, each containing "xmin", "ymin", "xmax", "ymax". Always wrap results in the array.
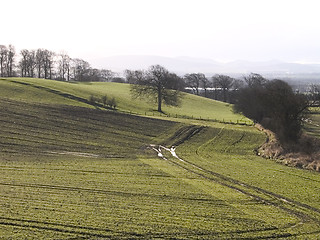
[
  {"xmin": 184, "ymin": 73, "xmax": 245, "ymax": 102},
  {"xmin": 20, "ymin": 49, "xmax": 55, "ymax": 79},
  {"xmin": 0, "ymin": 45, "xmax": 15, "ymax": 77},
  {"xmin": 125, "ymin": 69, "xmax": 250, "ymax": 103},
  {"xmin": 2, "ymin": 44, "xmax": 272, "ymax": 104},
  {"xmin": 0, "ymin": 44, "xmax": 118, "ymax": 82},
  {"xmin": 125, "ymin": 70, "xmax": 240, "ymax": 103}
]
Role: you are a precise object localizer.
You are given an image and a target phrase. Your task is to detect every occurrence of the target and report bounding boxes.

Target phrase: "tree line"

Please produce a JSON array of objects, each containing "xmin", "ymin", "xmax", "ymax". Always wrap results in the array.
[
  {"xmin": 0, "ymin": 44, "xmax": 118, "ymax": 82},
  {"xmin": 1, "ymin": 44, "xmax": 261, "ymax": 104},
  {"xmin": 0, "ymin": 44, "xmax": 253, "ymax": 101}
]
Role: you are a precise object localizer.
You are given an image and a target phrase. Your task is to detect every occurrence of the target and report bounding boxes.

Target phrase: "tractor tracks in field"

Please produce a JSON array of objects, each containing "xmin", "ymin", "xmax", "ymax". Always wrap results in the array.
[
  {"xmin": 156, "ymin": 125, "xmax": 320, "ymax": 223},
  {"xmin": 0, "ymin": 216, "xmax": 149, "ymax": 239},
  {"xmin": 0, "ymin": 181, "xmax": 226, "ymax": 203},
  {"xmin": 151, "ymin": 141, "xmax": 320, "ymax": 233}
]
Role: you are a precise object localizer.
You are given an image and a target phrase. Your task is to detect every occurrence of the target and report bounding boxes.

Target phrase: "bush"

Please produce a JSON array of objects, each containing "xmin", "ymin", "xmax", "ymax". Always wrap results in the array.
[
  {"xmin": 89, "ymin": 95, "xmax": 99, "ymax": 105},
  {"xmin": 101, "ymin": 95, "xmax": 107, "ymax": 106},
  {"xmin": 88, "ymin": 95, "xmax": 117, "ymax": 109},
  {"xmin": 107, "ymin": 97, "xmax": 117, "ymax": 109}
]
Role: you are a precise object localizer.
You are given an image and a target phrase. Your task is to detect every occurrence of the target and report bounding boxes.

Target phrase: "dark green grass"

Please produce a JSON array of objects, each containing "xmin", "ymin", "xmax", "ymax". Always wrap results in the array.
[
  {"xmin": 0, "ymin": 98, "xmax": 176, "ymax": 157},
  {"xmin": 172, "ymin": 126, "xmax": 320, "ymax": 237},
  {"xmin": 0, "ymin": 98, "xmax": 304, "ymax": 239},
  {"xmin": 176, "ymin": 126, "xmax": 320, "ymax": 209},
  {"xmin": 0, "ymin": 99, "xmax": 280, "ymax": 239}
]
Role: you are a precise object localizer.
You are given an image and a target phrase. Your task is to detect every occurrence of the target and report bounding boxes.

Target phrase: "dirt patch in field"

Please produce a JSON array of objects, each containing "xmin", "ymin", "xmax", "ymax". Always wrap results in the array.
[
  {"xmin": 256, "ymin": 124, "xmax": 320, "ymax": 172},
  {"xmin": 48, "ymin": 151, "xmax": 100, "ymax": 158}
]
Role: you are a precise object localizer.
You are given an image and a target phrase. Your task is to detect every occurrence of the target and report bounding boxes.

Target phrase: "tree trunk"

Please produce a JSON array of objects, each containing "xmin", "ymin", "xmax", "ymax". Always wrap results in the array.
[
  {"xmin": 38, "ymin": 66, "xmax": 41, "ymax": 78},
  {"xmin": 157, "ymin": 87, "xmax": 162, "ymax": 112},
  {"xmin": 67, "ymin": 67, "xmax": 70, "ymax": 81},
  {"xmin": 223, "ymin": 89, "xmax": 227, "ymax": 102}
]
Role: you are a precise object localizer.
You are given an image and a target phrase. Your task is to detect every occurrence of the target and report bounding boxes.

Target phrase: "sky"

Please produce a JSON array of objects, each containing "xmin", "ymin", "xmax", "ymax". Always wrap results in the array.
[{"xmin": 2, "ymin": 0, "xmax": 320, "ymax": 64}]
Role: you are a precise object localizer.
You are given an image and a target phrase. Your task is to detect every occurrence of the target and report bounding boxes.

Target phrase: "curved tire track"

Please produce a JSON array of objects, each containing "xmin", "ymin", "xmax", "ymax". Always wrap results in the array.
[{"xmin": 151, "ymin": 140, "xmax": 320, "ymax": 238}]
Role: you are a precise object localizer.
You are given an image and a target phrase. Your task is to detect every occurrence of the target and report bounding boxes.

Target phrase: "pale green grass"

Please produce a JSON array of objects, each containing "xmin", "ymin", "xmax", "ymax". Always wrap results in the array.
[
  {"xmin": 1, "ymin": 78, "xmax": 250, "ymax": 123},
  {"xmin": 0, "ymin": 78, "xmax": 89, "ymax": 107}
]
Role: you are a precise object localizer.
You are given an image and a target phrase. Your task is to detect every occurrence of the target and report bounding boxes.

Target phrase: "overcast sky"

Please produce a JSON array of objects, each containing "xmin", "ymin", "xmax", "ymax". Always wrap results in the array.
[{"xmin": 2, "ymin": 0, "xmax": 320, "ymax": 63}]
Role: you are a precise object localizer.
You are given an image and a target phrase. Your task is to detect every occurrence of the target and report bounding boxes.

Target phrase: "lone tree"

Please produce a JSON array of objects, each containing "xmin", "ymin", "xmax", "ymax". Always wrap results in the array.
[
  {"xmin": 234, "ymin": 78, "xmax": 309, "ymax": 143},
  {"xmin": 130, "ymin": 65, "xmax": 183, "ymax": 113}
]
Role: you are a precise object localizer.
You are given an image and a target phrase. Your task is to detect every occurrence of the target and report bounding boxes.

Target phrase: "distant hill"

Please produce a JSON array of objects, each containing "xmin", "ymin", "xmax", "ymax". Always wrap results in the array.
[
  {"xmin": 91, "ymin": 55, "xmax": 320, "ymax": 79},
  {"xmin": 91, "ymin": 55, "xmax": 223, "ymax": 75}
]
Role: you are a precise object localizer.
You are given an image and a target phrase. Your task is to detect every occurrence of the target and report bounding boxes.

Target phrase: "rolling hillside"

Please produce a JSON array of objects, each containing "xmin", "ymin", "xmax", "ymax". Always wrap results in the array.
[
  {"xmin": 0, "ymin": 78, "xmax": 249, "ymax": 124},
  {"xmin": 0, "ymin": 77, "xmax": 319, "ymax": 239}
]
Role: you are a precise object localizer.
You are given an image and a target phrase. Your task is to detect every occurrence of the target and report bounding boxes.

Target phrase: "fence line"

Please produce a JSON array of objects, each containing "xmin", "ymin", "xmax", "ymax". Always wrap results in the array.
[{"xmin": 114, "ymin": 108, "xmax": 253, "ymax": 126}]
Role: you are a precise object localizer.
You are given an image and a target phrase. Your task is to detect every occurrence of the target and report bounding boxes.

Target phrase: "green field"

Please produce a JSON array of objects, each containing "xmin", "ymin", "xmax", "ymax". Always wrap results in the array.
[
  {"xmin": 0, "ymin": 78, "xmax": 250, "ymax": 124},
  {"xmin": 0, "ymin": 78, "xmax": 320, "ymax": 239},
  {"xmin": 304, "ymin": 107, "xmax": 320, "ymax": 138}
]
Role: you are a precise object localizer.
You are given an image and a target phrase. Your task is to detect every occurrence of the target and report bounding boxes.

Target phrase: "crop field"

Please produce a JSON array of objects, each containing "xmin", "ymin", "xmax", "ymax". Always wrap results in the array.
[
  {"xmin": 169, "ymin": 126, "xmax": 320, "ymax": 238},
  {"xmin": 0, "ymin": 77, "xmax": 320, "ymax": 239}
]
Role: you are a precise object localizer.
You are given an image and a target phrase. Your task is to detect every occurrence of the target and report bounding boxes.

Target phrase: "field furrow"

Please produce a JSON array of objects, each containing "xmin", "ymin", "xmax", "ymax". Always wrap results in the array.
[{"xmin": 1, "ymin": 78, "xmax": 320, "ymax": 239}]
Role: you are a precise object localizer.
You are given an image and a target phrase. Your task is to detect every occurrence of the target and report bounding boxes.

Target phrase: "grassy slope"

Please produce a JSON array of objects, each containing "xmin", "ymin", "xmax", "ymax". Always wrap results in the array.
[
  {"xmin": 0, "ymin": 78, "xmax": 320, "ymax": 239},
  {"xmin": 0, "ymin": 78, "xmax": 249, "ymax": 123}
]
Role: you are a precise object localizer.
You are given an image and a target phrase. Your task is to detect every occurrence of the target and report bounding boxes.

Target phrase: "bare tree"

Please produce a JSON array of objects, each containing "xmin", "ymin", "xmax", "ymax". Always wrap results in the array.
[
  {"xmin": 73, "ymin": 58, "xmax": 90, "ymax": 81},
  {"xmin": 58, "ymin": 52, "xmax": 71, "ymax": 81},
  {"xmin": 0, "ymin": 45, "xmax": 8, "ymax": 77},
  {"xmin": 5, "ymin": 45, "xmax": 15, "ymax": 77},
  {"xmin": 19, "ymin": 49, "xmax": 29, "ymax": 77},
  {"xmin": 243, "ymin": 73, "xmax": 267, "ymax": 88},
  {"xmin": 232, "ymin": 79, "xmax": 244, "ymax": 90},
  {"xmin": 43, "ymin": 50, "xmax": 55, "ymax": 79},
  {"xmin": 130, "ymin": 65, "xmax": 183, "ymax": 112},
  {"xmin": 100, "ymin": 69, "xmax": 117, "ymax": 82},
  {"xmin": 27, "ymin": 50, "xmax": 36, "ymax": 78},
  {"xmin": 88, "ymin": 68, "xmax": 102, "ymax": 81},
  {"xmin": 19, "ymin": 49, "xmax": 36, "ymax": 77},
  {"xmin": 124, "ymin": 69, "xmax": 146, "ymax": 84},
  {"xmin": 212, "ymin": 74, "xmax": 234, "ymax": 102},
  {"xmin": 36, "ymin": 49, "xmax": 45, "ymax": 78},
  {"xmin": 200, "ymin": 76, "xmax": 210, "ymax": 97},
  {"xmin": 184, "ymin": 73, "xmax": 206, "ymax": 95}
]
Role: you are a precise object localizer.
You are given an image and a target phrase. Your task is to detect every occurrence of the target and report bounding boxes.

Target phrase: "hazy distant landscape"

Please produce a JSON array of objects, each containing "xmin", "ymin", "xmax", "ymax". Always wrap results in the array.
[
  {"xmin": 92, "ymin": 55, "xmax": 320, "ymax": 77},
  {"xmin": 91, "ymin": 55, "xmax": 320, "ymax": 89}
]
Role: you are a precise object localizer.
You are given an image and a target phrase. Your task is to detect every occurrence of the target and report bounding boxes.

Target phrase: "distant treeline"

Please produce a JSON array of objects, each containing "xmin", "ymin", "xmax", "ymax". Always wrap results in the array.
[
  {"xmin": 1, "ymin": 44, "xmax": 319, "ymax": 104},
  {"xmin": 0, "ymin": 44, "xmax": 119, "ymax": 82}
]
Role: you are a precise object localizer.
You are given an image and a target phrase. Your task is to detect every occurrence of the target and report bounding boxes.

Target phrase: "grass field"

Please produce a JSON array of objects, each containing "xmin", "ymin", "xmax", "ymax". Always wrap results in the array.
[
  {"xmin": 0, "ymin": 78, "xmax": 250, "ymax": 124},
  {"xmin": 0, "ymin": 77, "xmax": 320, "ymax": 239},
  {"xmin": 304, "ymin": 107, "xmax": 320, "ymax": 138}
]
